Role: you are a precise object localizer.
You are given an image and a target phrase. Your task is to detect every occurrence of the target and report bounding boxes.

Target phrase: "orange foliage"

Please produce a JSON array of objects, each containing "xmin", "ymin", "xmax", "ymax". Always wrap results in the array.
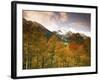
[{"xmin": 69, "ymin": 42, "xmax": 81, "ymax": 50}]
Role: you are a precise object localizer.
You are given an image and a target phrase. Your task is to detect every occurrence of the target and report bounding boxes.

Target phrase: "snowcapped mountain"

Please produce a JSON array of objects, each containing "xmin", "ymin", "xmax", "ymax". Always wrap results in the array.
[{"xmin": 56, "ymin": 27, "xmax": 91, "ymax": 37}]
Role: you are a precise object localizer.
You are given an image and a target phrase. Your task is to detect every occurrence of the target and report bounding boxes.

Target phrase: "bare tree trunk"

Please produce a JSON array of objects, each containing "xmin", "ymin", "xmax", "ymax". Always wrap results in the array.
[{"xmin": 41, "ymin": 56, "xmax": 45, "ymax": 68}]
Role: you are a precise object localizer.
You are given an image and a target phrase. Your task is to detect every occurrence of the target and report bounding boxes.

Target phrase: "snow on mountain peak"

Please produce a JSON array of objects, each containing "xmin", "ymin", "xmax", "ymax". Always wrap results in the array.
[{"xmin": 56, "ymin": 27, "xmax": 90, "ymax": 37}]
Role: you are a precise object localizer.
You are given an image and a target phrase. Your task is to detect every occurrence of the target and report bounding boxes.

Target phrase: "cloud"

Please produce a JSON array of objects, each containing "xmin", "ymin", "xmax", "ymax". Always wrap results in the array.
[
  {"xmin": 23, "ymin": 11, "xmax": 60, "ymax": 31},
  {"xmin": 23, "ymin": 10, "xmax": 90, "ymax": 36},
  {"xmin": 23, "ymin": 11, "xmax": 69, "ymax": 31},
  {"xmin": 23, "ymin": 11, "xmax": 53, "ymax": 24},
  {"xmin": 23, "ymin": 11, "xmax": 68, "ymax": 26},
  {"xmin": 50, "ymin": 12, "xmax": 68, "ymax": 24}
]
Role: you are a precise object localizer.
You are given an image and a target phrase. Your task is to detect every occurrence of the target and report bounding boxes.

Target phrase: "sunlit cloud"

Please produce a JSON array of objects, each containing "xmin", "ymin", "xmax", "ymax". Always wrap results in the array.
[{"xmin": 23, "ymin": 10, "xmax": 91, "ymax": 36}]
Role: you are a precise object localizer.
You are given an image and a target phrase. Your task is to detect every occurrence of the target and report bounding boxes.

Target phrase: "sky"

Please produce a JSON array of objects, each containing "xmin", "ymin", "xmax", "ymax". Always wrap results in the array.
[{"xmin": 23, "ymin": 10, "xmax": 91, "ymax": 36}]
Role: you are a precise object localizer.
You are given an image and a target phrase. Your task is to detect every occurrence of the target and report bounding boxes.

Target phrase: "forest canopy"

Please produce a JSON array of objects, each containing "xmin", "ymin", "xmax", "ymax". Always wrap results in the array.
[{"xmin": 23, "ymin": 18, "xmax": 91, "ymax": 69}]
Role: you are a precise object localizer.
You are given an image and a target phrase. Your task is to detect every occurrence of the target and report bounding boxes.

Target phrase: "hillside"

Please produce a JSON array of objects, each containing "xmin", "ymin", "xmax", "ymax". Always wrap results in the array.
[{"xmin": 23, "ymin": 18, "xmax": 91, "ymax": 69}]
